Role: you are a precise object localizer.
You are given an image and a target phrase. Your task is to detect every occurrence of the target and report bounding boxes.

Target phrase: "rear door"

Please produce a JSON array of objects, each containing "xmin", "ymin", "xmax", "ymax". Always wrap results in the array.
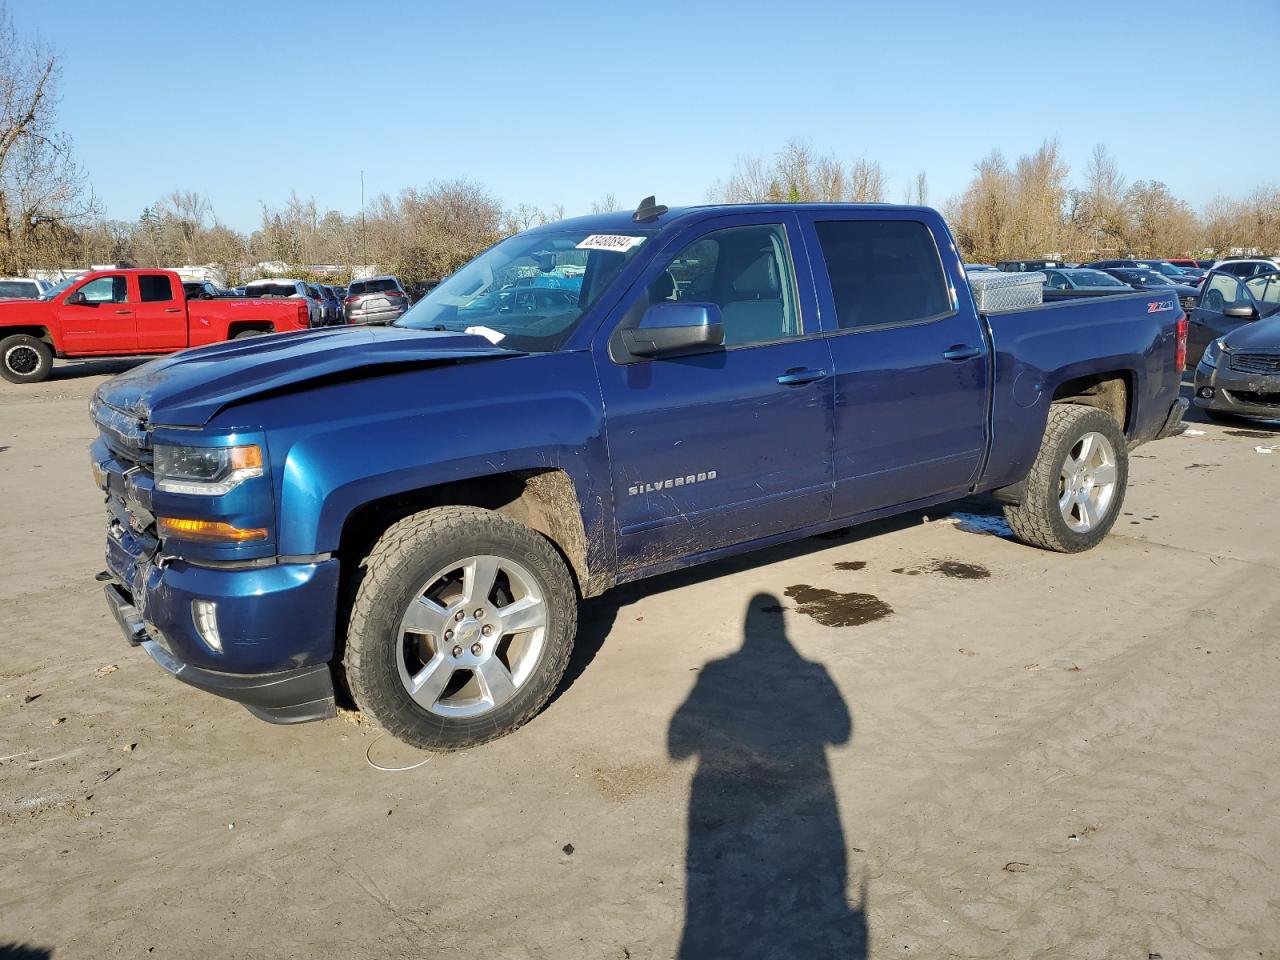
[
  {"xmin": 133, "ymin": 273, "xmax": 188, "ymax": 352},
  {"xmin": 57, "ymin": 273, "xmax": 136, "ymax": 354},
  {"xmin": 594, "ymin": 212, "xmax": 834, "ymax": 573},
  {"xmin": 797, "ymin": 212, "xmax": 990, "ymax": 518}
]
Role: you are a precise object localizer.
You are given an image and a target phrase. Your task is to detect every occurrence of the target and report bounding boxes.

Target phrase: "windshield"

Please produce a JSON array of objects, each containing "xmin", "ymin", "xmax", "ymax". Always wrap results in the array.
[
  {"xmin": 397, "ymin": 227, "xmax": 651, "ymax": 351},
  {"xmin": 1140, "ymin": 261, "xmax": 1184, "ymax": 278},
  {"xmin": 1068, "ymin": 270, "xmax": 1127, "ymax": 287},
  {"xmin": 38, "ymin": 276, "xmax": 79, "ymax": 300}
]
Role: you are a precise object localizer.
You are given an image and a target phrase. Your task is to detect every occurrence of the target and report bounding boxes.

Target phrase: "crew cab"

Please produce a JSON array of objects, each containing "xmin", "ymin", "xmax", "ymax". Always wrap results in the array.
[
  {"xmin": 1, "ymin": 269, "xmax": 311, "ymax": 384},
  {"xmin": 90, "ymin": 202, "xmax": 1189, "ymax": 750}
]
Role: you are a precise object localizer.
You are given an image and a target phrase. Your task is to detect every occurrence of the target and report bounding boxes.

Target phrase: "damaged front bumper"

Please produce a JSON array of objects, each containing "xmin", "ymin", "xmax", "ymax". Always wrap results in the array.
[
  {"xmin": 104, "ymin": 581, "xmax": 335, "ymax": 723},
  {"xmin": 94, "ymin": 436, "xmax": 340, "ymax": 724},
  {"xmin": 1193, "ymin": 361, "xmax": 1280, "ymax": 419}
]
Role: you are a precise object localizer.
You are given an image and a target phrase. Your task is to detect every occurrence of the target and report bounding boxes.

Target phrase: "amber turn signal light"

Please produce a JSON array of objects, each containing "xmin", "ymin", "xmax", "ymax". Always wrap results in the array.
[{"xmin": 157, "ymin": 517, "xmax": 268, "ymax": 543}]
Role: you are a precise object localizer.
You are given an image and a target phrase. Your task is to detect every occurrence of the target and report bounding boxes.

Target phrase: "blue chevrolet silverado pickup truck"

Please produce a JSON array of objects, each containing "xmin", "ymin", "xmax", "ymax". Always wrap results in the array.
[{"xmin": 90, "ymin": 200, "xmax": 1189, "ymax": 749}]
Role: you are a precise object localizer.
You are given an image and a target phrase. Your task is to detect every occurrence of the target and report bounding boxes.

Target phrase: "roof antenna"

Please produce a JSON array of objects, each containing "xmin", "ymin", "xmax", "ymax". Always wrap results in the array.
[{"xmin": 632, "ymin": 195, "xmax": 668, "ymax": 223}]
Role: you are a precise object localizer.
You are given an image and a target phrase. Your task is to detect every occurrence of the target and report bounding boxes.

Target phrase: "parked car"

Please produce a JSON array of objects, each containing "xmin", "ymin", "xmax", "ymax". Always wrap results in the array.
[
  {"xmin": 330, "ymin": 284, "xmax": 347, "ymax": 302},
  {"xmin": 90, "ymin": 200, "xmax": 1189, "ymax": 749},
  {"xmin": 181, "ymin": 280, "xmax": 230, "ymax": 300},
  {"xmin": 996, "ymin": 259, "xmax": 1069, "ymax": 272},
  {"xmin": 344, "ymin": 275, "xmax": 411, "ymax": 324},
  {"xmin": 1166, "ymin": 258, "xmax": 1201, "ymax": 269},
  {"xmin": 1098, "ymin": 268, "xmax": 1200, "ymax": 317},
  {"xmin": 1040, "ymin": 268, "xmax": 1135, "ymax": 299},
  {"xmin": 242, "ymin": 278, "xmax": 324, "ymax": 328},
  {"xmin": 1192, "ymin": 269, "xmax": 1280, "ymax": 419},
  {"xmin": 1083, "ymin": 258, "xmax": 1194, "ymax": 282},
  {"xmin": 1186, "ymin": 268, "xmax": 1280, "ymax": 366},
  {"xmin": 1196, "ymin": 260, "xmax": 1216, "ymax": 269},
  {"xmin": 1208, "ymin": 257, "xmax": 1280, "ymax": 279},
  {"xmin": 0, "ymin": 277, "xmax": 50, "ymax": 299},
  {"xmin": 317, "ymin": 285, "xmax": 343, "ymax": 325},
  {"xmin": 0, "ymin": 268, "xmax": 311, "ymax": 383}
]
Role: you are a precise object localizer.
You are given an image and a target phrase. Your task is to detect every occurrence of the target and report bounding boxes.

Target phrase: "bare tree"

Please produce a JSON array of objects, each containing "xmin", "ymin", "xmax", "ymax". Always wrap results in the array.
[{"xmin": 0, "ymin": 3, "xmax": 97, "ymax": 272}]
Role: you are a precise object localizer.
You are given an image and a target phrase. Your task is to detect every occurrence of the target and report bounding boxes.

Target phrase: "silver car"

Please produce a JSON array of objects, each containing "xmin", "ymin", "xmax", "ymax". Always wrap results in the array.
[{"xmin": 344, "ymin": 275, "xmax": 410, "ymax": 325}]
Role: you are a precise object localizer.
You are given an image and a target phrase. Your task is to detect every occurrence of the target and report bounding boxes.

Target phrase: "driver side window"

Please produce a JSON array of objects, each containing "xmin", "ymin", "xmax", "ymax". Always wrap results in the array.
[
  {"xmin": 78, "ymin": 276, "xmax": 128, "ymax": 304},
  {"xmin": 644, "ymin": 223, "xmax": 800, "ymax": 347}
]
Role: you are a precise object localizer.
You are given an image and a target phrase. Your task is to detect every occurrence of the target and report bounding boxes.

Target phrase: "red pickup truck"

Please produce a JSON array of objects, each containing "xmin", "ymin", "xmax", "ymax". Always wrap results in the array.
[{"xmin": 0, "ymin": 268, "xmax": 312, "ymax": 384}]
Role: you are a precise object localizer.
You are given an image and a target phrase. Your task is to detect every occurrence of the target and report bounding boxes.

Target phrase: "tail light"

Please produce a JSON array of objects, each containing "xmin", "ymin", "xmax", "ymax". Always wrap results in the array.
[
  {"xmin": 344, "ymin": 295, "xmax": 359, "ymax": 303},
  {"xmin": 298, "ymin": 302, "xmax": 309, "ymax": 326},
  {"xmin": 1175, "ymin": 315, "xmax": 1188, "ymax": 371}
]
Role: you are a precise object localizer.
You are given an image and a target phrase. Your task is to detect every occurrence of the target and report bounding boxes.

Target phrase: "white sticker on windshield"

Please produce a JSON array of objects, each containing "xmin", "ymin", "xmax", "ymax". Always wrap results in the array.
[
  {"xmin": 576, "ymin": 234, "xmax": 646, "ymax": 253},
  {"xmin": 464, "ymin": 325, "xmax": 506, "ymax": 344}
]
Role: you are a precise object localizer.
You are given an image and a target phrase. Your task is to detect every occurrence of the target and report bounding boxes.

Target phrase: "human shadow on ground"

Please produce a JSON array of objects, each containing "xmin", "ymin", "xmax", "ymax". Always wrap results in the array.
[{"xmin": 666, "ymin": 593, "xmax": 867, "ymax": 959}]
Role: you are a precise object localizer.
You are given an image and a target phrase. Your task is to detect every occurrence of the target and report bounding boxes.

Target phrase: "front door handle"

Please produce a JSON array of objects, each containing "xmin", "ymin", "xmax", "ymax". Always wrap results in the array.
[
  {"xmin": 777, "ymin": 368, "xmax": 828, "ymax": 386},
  {"xmin": 162, "ymin": 307, "xmax": 182, "ymax": 313},
  {"xmin": 113, "ymin": 309, "xmax": 132, "ymax": 315},
  {"xmin": 942, "ymin": 344, "xmax": 983, "ymax": 362}
]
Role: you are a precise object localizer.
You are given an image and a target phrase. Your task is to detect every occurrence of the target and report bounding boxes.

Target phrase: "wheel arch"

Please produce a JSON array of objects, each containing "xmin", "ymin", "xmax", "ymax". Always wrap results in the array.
[
  {"xmin": 1048, "ymin": 369, "xmax": 1135, "ymax": 435},
  {"xmin": 0, "ymin": 325, "xmax": 56, "ymax": 349}
]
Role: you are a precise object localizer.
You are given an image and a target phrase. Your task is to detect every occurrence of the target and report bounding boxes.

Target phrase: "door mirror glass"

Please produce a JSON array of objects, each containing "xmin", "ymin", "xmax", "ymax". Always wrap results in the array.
[{"xmin": 622, "ymin": 302, "xmax": 725, "ymax": 357}]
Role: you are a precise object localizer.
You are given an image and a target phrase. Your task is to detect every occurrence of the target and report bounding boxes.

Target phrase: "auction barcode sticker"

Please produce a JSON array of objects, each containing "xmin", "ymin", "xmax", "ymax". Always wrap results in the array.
[{"xmin": 576, "ymin": 234, "xmax": 646, "ymax": 252}]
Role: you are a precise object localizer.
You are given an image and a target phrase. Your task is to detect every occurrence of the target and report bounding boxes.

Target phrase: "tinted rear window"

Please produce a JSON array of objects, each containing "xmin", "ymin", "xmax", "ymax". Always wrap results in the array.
[
  {"xmin": 0, "ymin": 280, "xmax": 38, "ymax": 298},
  {"xmin": 246, "ymin": 283, "xmax": 300, "ymax": 297},
  {"xmin": 814, "ymin": 220, "xmax": 951, "ymax": 329},
  {"xmin": 139, "ymin": 275, "xmax": 174, "ymax": 302},
  {"xmin": 349, "ymin": 278, "xmax": 399, "ymax": 295}
]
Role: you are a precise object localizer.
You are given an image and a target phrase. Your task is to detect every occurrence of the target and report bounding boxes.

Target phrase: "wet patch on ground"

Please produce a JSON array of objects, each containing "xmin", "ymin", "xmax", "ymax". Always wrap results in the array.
[
  {"xmin": 945, "ymin": 512, "xmax": 1015, "ymax": 538},
  {"xmin": 783, "ymin": 585, "xmax": 892, "ymax": 627},
  {"xmin": 931, "ymin": 559, "xmax": 991, "ymax": 580},
  {"xmin": 834, "ymin": 560, "xmax": 867, "ymax": 571},
  {"xmin": 889, "ymin": 559, "xmax": 992, "ymax": 580},
  {"xmin": 1186, "ymin": 463, "xmax": 1219, "ymax": 469}
]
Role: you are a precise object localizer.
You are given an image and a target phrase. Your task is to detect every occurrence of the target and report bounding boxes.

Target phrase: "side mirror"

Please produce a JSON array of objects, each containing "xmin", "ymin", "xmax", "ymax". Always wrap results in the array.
[
  {"xmin": 1224, "ymin": 304, "xmax": 1258, "ymax": 319},
  {"xmin": 622, "ymin": 302, "xmax": 725, "ymax": 358},
  {"xmin": 66, "ymin": 290, "xmax": 87, "ymax": 305}
]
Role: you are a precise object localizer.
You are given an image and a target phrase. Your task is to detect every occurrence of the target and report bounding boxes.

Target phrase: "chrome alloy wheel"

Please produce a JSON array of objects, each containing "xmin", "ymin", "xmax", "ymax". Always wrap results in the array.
[
  {"xmin": 4, "ymin": 343, "xmax": 40, "ymax": 376},
  {"xmin": 396, "ymin": 555, "xmax": 548, "ymax": 718},
  {"xmin": 1058, "ymin": 430, "xmax": 1119, "ymax": 533}
]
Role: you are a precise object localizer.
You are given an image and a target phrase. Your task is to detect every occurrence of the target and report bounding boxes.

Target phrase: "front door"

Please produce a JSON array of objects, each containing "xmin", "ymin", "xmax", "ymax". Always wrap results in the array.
[
  {"xmin": 595, "ymin": 214, "xmax": 834, "ymax": 574},
  {"xmin": 798, "ymin": 213, "xmax": 990, "ymax": 518},
  {"xmin": 57, "ymin": 274, "xmax": 136, "ymax": 354},
  {"xmin": 133, "ymin": 273, "xmax": 188, "ymax": 352}
]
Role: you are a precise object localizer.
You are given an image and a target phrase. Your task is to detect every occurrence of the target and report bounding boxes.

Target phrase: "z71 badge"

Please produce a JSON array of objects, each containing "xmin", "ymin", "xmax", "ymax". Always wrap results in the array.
[
  {"xmin": 1148, "ymin": 300, "xmax": 1176, "ymax": 313},
  {"xmin": 628, "ymin": 471, "xmax": 717, "ymax": 496}
]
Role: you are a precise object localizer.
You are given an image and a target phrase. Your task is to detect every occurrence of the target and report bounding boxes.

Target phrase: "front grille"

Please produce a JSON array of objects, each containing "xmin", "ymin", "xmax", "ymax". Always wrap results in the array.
[
  {"xmin": 1229, "ymin": 352, "xmax": 1280, "ymax": 376},
  {"xmin": 1179, "ymin": 295, "xmax": 1197, "ymax": 315},
  {"xmin": 94, "ymin": 403, "xmax": 152, "ymax": 467},
  {"xmin": 1225, "ymin": 390, "xmax": 1280, "ymax": 407}
]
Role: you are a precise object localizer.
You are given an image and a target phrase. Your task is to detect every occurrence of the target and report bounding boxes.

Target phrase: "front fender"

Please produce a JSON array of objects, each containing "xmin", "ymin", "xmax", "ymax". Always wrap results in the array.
[{"xmin": 243, "ymin": 353, "xmax": 613, "ymax": 574}]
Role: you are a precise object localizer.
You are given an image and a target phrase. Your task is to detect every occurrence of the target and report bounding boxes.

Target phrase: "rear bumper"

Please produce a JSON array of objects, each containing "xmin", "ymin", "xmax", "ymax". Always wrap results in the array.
[
  {"xmin": 345, "ymin": 305, "xmax": 407, "ymax": 325},
  {"xmin": 104, "ymin": 582, "xmax": 336, "ymax": 724}
]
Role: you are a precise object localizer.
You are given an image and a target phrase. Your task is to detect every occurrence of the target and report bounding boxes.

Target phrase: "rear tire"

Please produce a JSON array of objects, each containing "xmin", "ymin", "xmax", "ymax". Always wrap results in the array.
[
  {"xmin": 344, "ymin": 506, "xmax": 578, "ymax": 750},
  {"xmin": 1004, "ymin": 404, "xmax": 1128, "ymax": 553},
  {"xmin": 0, "ymin": 334, "xmax": 53, "ymax": 384}
]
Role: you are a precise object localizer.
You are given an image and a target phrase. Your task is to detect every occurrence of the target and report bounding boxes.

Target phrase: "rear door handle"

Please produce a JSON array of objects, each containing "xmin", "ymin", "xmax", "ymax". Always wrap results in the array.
[
  {"xmin": 777, "ymin": 368, "xmax": 828, "ymax": 386},
  {"xmin": 162, "ymin": 307, "xmax": 181, "ymax": 313},
  {"xmin": 942, "ymin": 345, "xmax": 983, "ymax": 362},
  {"xmin": 113, "ymin": 309, "xmax": 132, "ymax": 315}
]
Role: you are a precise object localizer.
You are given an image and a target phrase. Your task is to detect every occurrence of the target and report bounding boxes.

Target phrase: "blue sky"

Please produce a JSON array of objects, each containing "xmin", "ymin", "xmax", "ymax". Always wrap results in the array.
[{"xmin": 15, "ymin": 0, "xmax": 1272, "ymax": 231}]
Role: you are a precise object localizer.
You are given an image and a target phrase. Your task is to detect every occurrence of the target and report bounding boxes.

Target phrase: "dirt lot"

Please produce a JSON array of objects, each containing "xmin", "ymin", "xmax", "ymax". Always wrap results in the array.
[{"xmin": 2, "ymin": 361, "xmax": 1278, "ymax": 960}]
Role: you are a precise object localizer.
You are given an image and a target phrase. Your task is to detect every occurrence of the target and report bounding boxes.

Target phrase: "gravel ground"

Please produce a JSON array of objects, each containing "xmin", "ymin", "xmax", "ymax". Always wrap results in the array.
[{"xmin": 1, "ymin": 362, "xmax": 1277, "ymax": 960}]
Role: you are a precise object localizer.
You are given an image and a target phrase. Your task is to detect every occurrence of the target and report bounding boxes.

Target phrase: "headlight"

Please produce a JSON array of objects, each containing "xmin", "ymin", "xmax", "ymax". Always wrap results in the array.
[
  {"xmin": 154, "ymin": 443, "xmax": 263, "ymax": 495},
  {"xmin": 1201, "ymin": 338, "xmax": 1225, "ymax": 368}
]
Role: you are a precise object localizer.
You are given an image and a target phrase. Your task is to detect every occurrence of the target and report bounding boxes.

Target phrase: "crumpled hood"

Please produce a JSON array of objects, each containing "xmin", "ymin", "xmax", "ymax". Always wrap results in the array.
[
  {"xmin": 1224, "ymin": 314, "xmax": 1280, "ymax": 352},
  {"xmin": 94, "ymin": 325, "xmax": 523, "ymax": 427}
]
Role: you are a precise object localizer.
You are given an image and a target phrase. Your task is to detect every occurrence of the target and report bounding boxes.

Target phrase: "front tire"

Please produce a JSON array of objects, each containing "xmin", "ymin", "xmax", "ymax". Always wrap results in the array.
[
  {"xmin": 344, "ymin": 506, "xmax": 578, "ymax": 750},
  {"xmin": 1004, "ymin": 404, "xmax": 1128, "ymax": 553},
  {"xmin": 0, "ymin": 334, "xmax": 53, "ymax": 384}
]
